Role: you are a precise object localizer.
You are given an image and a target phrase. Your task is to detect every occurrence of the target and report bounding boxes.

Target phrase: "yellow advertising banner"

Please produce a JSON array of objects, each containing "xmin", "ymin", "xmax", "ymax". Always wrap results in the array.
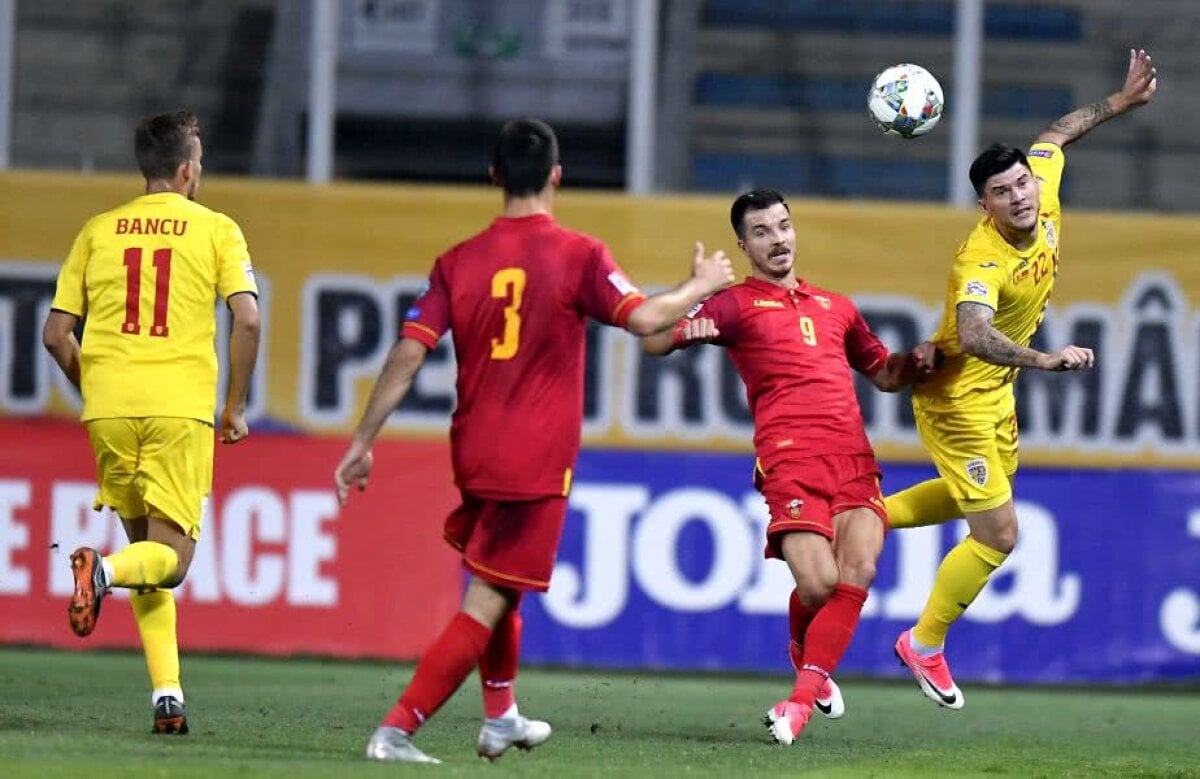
[{"xmin": 3, "ymin": 170, "xmax": 1200, "ymax": 467}]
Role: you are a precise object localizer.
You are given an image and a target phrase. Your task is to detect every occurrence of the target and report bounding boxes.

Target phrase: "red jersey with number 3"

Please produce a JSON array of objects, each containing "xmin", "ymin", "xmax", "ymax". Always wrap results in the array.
[
  {"xmin": 683, "ymin": 277, "xmax": 888, "ymax": 469},
  {"xmin": 403, "ymin": 214, "xmax": 646, "ymax": 500}
]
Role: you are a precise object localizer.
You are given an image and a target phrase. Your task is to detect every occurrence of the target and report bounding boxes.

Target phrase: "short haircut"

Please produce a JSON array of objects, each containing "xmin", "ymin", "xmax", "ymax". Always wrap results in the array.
[
  {"xmin": 730, "ymin": 189, "xmax": 790, "ymax": 238},
  {"xmin": 493, "ymin": 118, "xmax": 559, "ymax": 196},
  {"xmin": 969, "ymin": 143, "xmax": 1031, "ymax": 196},
  {"xmin": 134, "ymin": 111, "xmax": 200, "ymax": 181}
]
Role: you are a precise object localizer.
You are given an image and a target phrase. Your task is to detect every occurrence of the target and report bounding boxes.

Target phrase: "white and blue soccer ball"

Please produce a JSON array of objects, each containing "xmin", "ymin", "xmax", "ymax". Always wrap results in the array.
[{"xmin": 867, "ymin": 64, "xmax": 944, "ymax": 139}]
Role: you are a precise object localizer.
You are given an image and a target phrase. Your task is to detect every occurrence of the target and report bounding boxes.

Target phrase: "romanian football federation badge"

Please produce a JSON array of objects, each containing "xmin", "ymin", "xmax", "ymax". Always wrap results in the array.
[{"xmin": 965, "ymin": 457, "xmax": 989, "ymax": 487}]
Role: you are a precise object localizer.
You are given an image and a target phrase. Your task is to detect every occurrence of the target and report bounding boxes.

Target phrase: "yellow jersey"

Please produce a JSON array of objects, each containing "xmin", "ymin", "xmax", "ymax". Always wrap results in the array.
[
  {"xmin": 51, "ymin": 192, "xmax": 258, "ymax": 422},
  {"xmin": 917, "ymin": 142, "xmax": 1065, "ymax": 401}
]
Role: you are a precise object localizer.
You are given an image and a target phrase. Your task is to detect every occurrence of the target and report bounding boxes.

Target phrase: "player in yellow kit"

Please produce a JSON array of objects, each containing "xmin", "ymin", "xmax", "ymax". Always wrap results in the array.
[
  {"xmin": 42, "ymin": 111, "xmax": 261, "ymax": 733},
  {"xmin": 886, "ymin": 50, "xmax": 1158, "ymax": 708}
]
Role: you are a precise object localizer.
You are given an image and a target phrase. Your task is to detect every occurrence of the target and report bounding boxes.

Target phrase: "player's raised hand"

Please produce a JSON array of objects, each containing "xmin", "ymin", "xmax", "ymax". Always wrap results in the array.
[
  {"xmin": 691, "ymin": 241, "xmax": 736, "ymax": 295},
  {"xmin": 220, "ymin": 406, "xmax": 249, "ymax": 444},
  {"xmin": 680, "ymin": 317, "xmax": 720, "ymax": 344},
  {"xmin": 1118, "ymin": 48, "xmax": 1157, "ymax": 110},
  {"xmin": 334, "ymin": 440, "xmax": 374, "ymax": 507},
  {"xmin": 1042, "ymin": 345, "xmax": 1095, "ymax": 372}
]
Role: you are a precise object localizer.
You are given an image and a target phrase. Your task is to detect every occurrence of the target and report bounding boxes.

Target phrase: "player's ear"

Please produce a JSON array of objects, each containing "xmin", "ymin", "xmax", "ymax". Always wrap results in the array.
[
  {"xmin": 488, "ymin": 165, "xmax": 502, "ymax": 188},
  {"xmin": 549, "ymin": 164, "xmax": 563, "ymax": 188}
]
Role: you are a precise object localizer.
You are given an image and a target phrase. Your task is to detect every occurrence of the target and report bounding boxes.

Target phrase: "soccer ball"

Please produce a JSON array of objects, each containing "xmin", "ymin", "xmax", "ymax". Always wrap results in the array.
[{"xmin": 867, "ymin": 64, "xmax": 944, "ymax": 139}]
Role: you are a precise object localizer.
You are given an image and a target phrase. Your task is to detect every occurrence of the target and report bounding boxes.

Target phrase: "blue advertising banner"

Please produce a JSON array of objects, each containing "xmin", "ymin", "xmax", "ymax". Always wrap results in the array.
[{"xmin": 524, "ymin": 449, "xmax": 1200, "ymax": 684}]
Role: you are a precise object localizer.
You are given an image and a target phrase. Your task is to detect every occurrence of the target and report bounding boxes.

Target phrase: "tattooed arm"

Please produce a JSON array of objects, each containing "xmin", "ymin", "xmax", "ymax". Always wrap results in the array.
[
  {"xmin": 1036, "ymin": 49, "xmax": 1157, "ymax": 148},
  {"xmin": 957, "ymin": 302, "xmax": 1095, "ymax": 371}
]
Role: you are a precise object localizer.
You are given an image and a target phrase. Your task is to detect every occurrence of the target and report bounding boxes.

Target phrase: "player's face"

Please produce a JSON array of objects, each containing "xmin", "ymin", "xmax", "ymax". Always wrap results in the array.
[
  {"xmin": 979, "ymin": 162, "xmax": 1040, "ymax": 233},
  {"xmin": 739, "ymin": 204, "xmax": 796, "ymax": 281},
  {"xmin": 183, "ymin": 136, "xmax": 203, "ymax": 200}
]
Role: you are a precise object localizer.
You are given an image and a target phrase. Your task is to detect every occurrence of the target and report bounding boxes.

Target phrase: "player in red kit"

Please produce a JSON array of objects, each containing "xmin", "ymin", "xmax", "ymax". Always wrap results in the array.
[
  {"xmin": 644, "ymin": 190, "xmax": 934, "ymax": 745},
  {"xmin": 333, "ymin": 118, "xmax": 734, "ymax": 764}
]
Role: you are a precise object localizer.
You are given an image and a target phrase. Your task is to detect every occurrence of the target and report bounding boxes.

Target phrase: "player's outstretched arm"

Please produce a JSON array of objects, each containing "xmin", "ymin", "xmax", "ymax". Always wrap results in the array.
[
  {"xmin": 42, "ymin": 310, "xmax": 82, "ymax": 389},
  {"xmin": 334, "ymin": 337, "xmax": 429, "ymax": 505},
  {"xmin": 869, "ymin": 342, "xmax": 940, "ymax": 392},
  {"xmin": 624, "ymin": 242, "xmax": 734, "ymax": 337},
  {"xmin": 1036, "ymin": 48, "xmax": 1156, "ymax": 148},
  {"xmin": 220, "ymin": 292, "xmax": 261, "ymax": 444},
  {"xmin": 958, "ymin": 302, "xmax": 1093, "ymax": 371},
  {"xmin": 643, "ymin": 317, "xmax": 720, "ymax": 356}
]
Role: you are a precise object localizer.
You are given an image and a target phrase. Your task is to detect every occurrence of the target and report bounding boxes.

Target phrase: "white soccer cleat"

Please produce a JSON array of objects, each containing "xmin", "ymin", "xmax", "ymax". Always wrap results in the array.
[
  {"xmin": 365, "ymin": 726, "xmax": 441, "ymax": 764},
  {"xmin": 477, "ymin": 712, "xmax": 553, "ymax": 761},
  {"xmin": 814, "ymin": 676, "xmax": 845, "ymax": 719}
]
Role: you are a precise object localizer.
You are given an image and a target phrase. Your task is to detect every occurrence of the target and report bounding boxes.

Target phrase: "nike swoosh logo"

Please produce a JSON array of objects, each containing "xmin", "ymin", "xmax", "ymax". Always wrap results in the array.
[
  {"xmin": 814, "ymin": 699, "xmax": 832, "ymax": 715},
  {"xmin": 916, "ymin": 668, "xmax": 958, "ymax": 705}
]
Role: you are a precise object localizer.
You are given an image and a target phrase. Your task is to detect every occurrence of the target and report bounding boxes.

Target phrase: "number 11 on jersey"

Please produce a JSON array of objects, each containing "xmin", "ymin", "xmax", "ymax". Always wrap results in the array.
[{"xmin": 490, "ymin": 267, "xmax": 526, "ymax": 360}]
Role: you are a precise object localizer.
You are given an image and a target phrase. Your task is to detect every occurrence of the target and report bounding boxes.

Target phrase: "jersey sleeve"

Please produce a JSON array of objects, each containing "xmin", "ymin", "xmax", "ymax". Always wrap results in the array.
[
  {"xmin": 577, "ymin": 242, "xmax": 647, "ymax": 328},
  {"xmin": 214, "ymin": 215, "xmax": 259, "ymax": 300},
  {"xmin": 401, "ymin": 258, "xmax": 450, "ymax": 349},
  {"xmin": 845, "ymin": 304, "xmax": 889, "ymax": 376},
  {"xmin": 1027, "ymin": 142, "xmax": 1065, "ymax": 225},
  {"xmin": 951, "ymin": 247, "xmax": 1007, "ymax": 312},
  {"xmin": 51, "ymin": 223, "xmax": 91, "ymax": 317},
  {"xmin": 673, "ymin": 289, "xmax": 741, "ymax": 347}
]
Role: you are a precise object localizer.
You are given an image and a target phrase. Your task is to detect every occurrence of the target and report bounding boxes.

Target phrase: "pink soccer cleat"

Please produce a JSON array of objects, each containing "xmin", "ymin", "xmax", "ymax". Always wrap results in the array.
[
  {"xmin": 763, "ymin": 700, "xmax": 813, "ymax": 746},
  {"xmin": 894, "ymin": 629, "xmax": 964, "ymax": 710}
]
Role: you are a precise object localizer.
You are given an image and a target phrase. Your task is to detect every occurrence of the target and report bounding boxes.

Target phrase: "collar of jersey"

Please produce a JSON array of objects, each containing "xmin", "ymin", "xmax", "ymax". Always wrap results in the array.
[
  {"xmin": 742, "ymin": 276, "xmax": 812, "ymax": 297},
  {"xmin": 493, "ymin": 213, "xmax": 554, "ymax": 228}
]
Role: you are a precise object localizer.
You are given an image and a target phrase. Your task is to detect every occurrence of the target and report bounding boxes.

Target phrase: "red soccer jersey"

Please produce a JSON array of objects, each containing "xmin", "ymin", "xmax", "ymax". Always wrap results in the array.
[
  {"xmin": 683, "ymin": 277, "xmax": 888, "ymax": 469},
  {"xmin": 402, "ymin": 213, "xmax": 646, "ymax": 500}
]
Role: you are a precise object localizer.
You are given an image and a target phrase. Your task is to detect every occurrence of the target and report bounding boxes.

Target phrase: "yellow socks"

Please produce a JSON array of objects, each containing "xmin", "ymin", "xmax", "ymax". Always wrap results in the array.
[
  {"xmin": 913, "ymin": 535, "xmax": 1009, "ymax": 648},
  {"xmin": 885, "ymin": 478, "xmax": 961, "ymax": 529},
  {"xmin": 105, "ymin": 541, "xmax": 179, "ymax": 589},
  {"xmin": 130, "ymin": 589, "xmax": 181, "ymax": 699}
]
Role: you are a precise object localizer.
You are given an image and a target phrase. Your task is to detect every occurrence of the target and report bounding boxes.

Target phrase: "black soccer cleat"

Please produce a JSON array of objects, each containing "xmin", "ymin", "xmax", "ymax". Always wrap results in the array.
[{"xmin": 153, "ymin": 696, "xmax": 189, "ymax": 735}]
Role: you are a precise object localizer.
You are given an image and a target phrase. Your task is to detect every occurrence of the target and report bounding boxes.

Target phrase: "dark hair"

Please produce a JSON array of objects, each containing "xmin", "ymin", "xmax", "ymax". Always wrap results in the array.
[
  {"xmin": 134, "ymin": 111, "xmax": 200, "ymax": 181},
  {"xmin": 730, "ymin": 189, "xmax": 790, "ymax": 238},
  {"xmin": 969, "ymin": 143, "xmax": 1031, "ymax": 196},
  {"xmin": 493, "ymin": 118, "xmax": 559, "ymax": 196}
]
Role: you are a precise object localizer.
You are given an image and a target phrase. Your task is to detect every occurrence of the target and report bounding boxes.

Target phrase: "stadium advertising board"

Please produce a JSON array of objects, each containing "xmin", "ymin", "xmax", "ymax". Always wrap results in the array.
[
  {"xmin": 4, "ymin": 173, "xmax": 1200, "ymax": 468},
  {"xmin": 3, "ymin": 419, "xmax": 1197, "ymax": 682},
  {"xmin": 0, "ymin": 419, "xmax": 462, "ymax": 658}
]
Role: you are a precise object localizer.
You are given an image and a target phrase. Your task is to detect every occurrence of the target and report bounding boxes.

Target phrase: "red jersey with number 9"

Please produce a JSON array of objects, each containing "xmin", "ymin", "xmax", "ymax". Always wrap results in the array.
[
  {"xmin": 683, "ymin": 277, "xmax": 888, "ymax": 470},
  {"xmin": 402, "ymin": 213, "xmax": 645, "ymax": 500}
]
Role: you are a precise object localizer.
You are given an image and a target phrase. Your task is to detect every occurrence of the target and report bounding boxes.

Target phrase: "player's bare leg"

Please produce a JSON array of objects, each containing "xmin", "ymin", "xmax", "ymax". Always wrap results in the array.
[
  {"xmin": 765, "ymin": 532, "xmax": 836, "ymax": 745},
  {"xmin": 897, "ymin": 500, "xmax": 1014, "ymax": 709}
]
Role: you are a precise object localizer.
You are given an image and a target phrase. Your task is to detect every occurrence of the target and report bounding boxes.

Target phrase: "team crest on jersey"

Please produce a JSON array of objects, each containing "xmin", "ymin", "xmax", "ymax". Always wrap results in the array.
[
  {"xmin": 965, "ymin": 280, "xmax": 989, "ymax": 298},
  {"xmin": 607, "ymin": 271, "xmax": 639, "ymax": 296},
  {"xmin": 965, "ymin": 457, "xmax": 989, "ymax": 487},
  {"xmin": 787, "ymin": 498, "xmax": 804, "ymax": 518},
  {"xmin": 813, "ymin": 295, "xmax": 832, "ymax": 310},
  {"xmin": 753, "ymin": 299, "xmax": 785, "ymax": 308},
  {"xmin": 1042, "ymin": 219, "xmax": 1057, "ymax": 250}
]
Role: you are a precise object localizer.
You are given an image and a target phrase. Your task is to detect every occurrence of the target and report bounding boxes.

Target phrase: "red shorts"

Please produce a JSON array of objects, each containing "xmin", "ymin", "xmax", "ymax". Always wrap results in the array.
[
  {"xmin": 443, "ymin": 494, "xmax": 568, "ymax": 592},
  {"xmin": 756, "ymin": 454, "xmax": 887, "ymax": 559}
]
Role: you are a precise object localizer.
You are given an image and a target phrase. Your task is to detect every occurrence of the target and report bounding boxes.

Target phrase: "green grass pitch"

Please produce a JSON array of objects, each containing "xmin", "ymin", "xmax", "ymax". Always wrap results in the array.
[{"xmin": 1, "ymin": 647, "xmax": 1197, "ymax": 777}]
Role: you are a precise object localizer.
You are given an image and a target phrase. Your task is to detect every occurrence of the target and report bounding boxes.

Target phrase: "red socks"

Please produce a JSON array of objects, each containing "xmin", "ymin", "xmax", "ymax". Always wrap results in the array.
[
  {"xmin": 479, "ymin": 604, "xmax": 523, "ymax": 718},
  {"xmin": 382, "ymin": 612, "xmax": 492, "ymax": 733},
  {"xmin": 789, "ymin": 584, "xmax": 868, "ymax": 706}
]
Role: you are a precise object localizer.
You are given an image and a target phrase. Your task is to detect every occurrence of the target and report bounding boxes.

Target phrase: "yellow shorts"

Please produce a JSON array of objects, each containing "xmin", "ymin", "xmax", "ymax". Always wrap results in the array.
[
  {"xmin": 85, "ymin": 417, "xmax": 214, "ymax": 539},
  {"xmin": 913, "ymin": 387, "xmax": 1018, "ymax": 514}
]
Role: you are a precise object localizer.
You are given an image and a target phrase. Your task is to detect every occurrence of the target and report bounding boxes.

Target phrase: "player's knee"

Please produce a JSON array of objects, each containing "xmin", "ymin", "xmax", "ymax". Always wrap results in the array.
[
  {"xmin": 838, "ymin": 556, "xmax": 877, "ymax": 589},
  {"xmin": 990, "ymin": 522, "xmax": 1017, "ymax": 554},
  {"xmin": 794, "ymin": 572, "xmax": 837, "ymax": 608}
]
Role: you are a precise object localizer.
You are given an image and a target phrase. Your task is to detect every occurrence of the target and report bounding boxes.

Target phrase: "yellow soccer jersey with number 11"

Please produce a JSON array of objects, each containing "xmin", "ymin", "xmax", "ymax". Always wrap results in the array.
[
  {"xmin": 917, "ymin": 141, "xmax": 1066, "ymax": 401},
  {"xmin": 51, "ymin": 192, "xmax": 258, "ymax": 423}
]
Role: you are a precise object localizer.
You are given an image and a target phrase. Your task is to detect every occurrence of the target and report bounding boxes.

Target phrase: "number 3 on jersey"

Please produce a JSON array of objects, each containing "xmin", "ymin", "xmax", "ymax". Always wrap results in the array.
[{"xmin": 490, "ymin": 267, "xmax": 526, "ymax": 360}]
